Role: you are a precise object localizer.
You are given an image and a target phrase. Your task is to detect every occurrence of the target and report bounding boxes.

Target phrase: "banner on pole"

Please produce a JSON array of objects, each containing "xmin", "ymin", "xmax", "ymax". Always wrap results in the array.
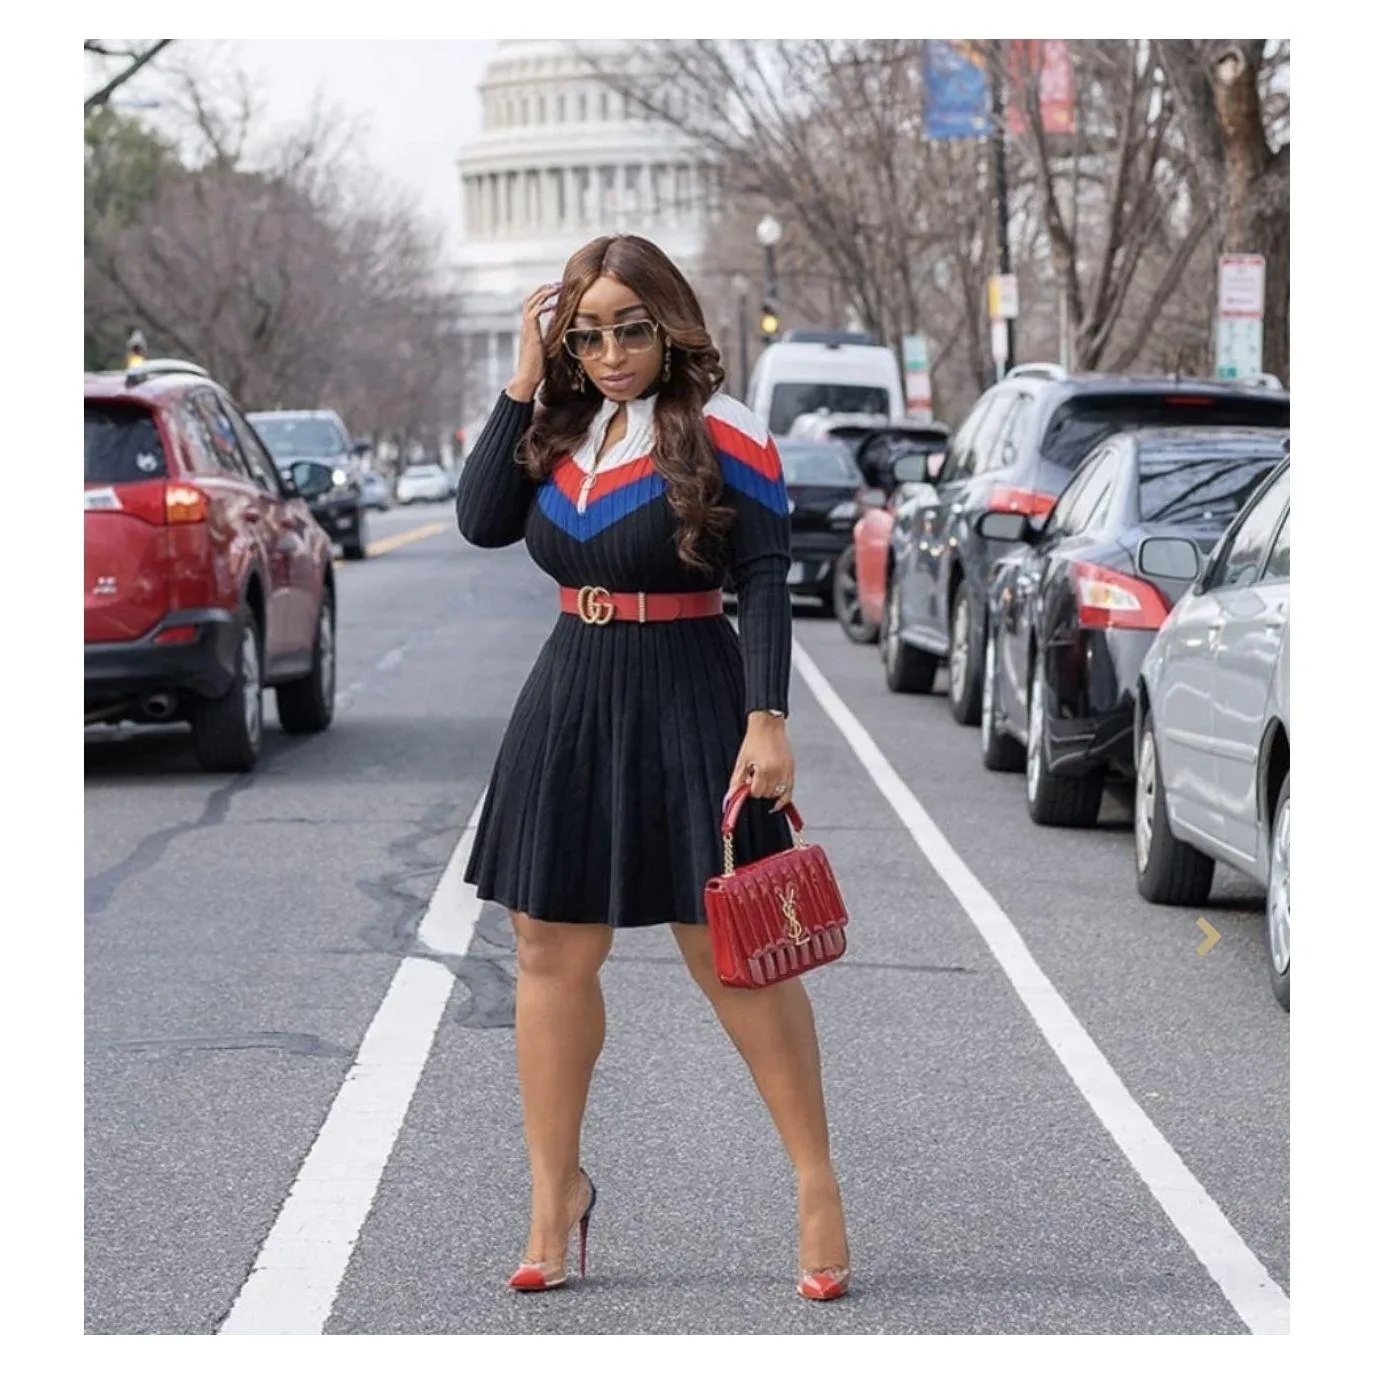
[
  {"xmin": 1215, "ymin": 254, "xmax": 1266, "ymax": 382},
  {"xmin": 1005, "ymin": 40, "xmax": 1076, "ymax": 136},
  {"xmin": 923, "ymin": 41, "xmax": 991, "ymax": 140},
  {"xmin": 902, "ymin": 333, "xmax": 933, "ymax": 420}
]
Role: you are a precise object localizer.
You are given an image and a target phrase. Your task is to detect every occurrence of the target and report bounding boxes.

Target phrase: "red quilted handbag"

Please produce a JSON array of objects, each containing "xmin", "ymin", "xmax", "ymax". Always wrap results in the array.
[{"xmin": 703, "ymin": 784, "xmax": 850, "ymax": 989}]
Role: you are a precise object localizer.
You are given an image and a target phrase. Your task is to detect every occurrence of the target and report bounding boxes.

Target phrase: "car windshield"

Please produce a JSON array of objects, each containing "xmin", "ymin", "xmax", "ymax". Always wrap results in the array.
[
  {"xmin": 85, "ymin": 401, "xmax": 166, "ymax": 483},
  {"xmin": 777, "ymin": 442, "xmax": 862, "ymax": 486},
  {"xmin": 769, "ymin": 384, "xmax": 889, "ymax": 436},
  {"xmin": 1041, "ymin": 394, "xmax": 1290, "ymax": 473},
  {"xmin": 1137, "ymin": 452, "xmax": 1285, "ymax": 526},
  {"xmin": 251, "ymin": 415, "xmax": 347, "ymax": 461}
]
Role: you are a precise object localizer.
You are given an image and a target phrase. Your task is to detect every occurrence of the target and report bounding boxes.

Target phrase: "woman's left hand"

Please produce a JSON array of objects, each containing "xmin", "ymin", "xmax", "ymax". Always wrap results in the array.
[{"xmin": 729, "ymin": 712, "xmax": 795, "ymax": 813}]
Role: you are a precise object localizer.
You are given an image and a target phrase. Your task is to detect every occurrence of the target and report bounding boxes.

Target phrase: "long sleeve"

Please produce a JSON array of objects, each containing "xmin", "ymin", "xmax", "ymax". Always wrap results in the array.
[
  {"xmin": 455, "ymin": 391, "xmax": 537, "ymax": 547},
  {"xmin": 707, "ymin": 397, "xmax": 793, "ymax": 715}
]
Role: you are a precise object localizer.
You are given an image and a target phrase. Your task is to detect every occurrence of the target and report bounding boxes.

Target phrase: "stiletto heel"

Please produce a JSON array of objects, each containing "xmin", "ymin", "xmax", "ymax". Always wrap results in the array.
[{"xmin": 508, "ymin": 1169, "xmax": 597, "ymax": 1293}]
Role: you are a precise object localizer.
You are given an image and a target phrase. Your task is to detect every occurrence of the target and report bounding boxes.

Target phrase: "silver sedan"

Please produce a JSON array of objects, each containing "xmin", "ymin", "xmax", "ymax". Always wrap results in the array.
[{"xmin": 1132, "ymin": 459, "xmax": 1290, "ymax": 1010}]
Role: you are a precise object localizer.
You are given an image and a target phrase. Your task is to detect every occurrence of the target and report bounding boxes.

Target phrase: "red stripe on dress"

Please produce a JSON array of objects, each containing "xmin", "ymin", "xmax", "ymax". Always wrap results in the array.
[
  {"xmin": 706, "ymin": 416, "xmax": 782, "ymax": 481},
  {"xmin": 551, "ymin": 453, "xmax": 657, "ymax": 506}
]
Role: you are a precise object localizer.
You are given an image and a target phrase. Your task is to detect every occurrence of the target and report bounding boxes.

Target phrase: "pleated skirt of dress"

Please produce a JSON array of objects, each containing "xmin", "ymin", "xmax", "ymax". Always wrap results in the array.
[{"xmin": 463, "ymin": 614, "xmax": 794, "ymax": 927}]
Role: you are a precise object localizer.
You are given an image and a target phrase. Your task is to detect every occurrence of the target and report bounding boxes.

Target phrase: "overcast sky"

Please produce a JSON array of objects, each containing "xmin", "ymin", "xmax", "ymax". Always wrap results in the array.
[{"xmin": 110, "ymin": 40, "xmax": 498, "ymax": 259}]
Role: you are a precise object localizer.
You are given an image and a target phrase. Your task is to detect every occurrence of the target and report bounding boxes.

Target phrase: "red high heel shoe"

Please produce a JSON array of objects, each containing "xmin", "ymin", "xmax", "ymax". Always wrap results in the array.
[{"xmin": 508, "ymin": 1170, "xmax": 597, "ymax": 1292}]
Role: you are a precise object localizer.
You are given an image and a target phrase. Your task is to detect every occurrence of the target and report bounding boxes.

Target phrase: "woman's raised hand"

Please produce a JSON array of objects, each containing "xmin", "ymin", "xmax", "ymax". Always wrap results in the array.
[{"xmin": 506, "ymin": 283, "xmax": 561, "ymax": 404}]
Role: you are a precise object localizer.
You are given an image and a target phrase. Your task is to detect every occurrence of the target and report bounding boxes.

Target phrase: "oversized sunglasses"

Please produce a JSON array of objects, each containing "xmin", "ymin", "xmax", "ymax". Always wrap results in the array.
[{"xmin": 562, "ymin": 319, "xmax": 661, "ymax": 361}]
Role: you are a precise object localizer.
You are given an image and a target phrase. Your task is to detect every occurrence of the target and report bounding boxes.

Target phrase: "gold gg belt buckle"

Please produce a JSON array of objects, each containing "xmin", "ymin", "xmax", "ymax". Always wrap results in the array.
[{"xmin": 576, "ymin": 585, "xmax": 615, "ymax": 625}]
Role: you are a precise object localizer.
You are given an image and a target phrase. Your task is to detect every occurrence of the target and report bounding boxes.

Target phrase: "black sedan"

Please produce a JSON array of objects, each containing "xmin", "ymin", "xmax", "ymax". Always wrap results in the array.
[
  {"xmin": 978, "ymin": 427, "xmax": 1289, "ymax": 827},
  {"xmin": 776, "ymin": 439, "xmax": 865, "ymax": 613}
]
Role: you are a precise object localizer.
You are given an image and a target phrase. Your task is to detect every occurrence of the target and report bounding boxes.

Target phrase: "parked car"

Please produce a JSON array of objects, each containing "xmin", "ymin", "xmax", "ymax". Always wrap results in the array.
[
  {"xmin": 977, "ymin": 428, "xmax": 1289, "ymax": 830},
  {"xmin": 881, "ymin": 364, "xmax": 1291, "ymax": 723},
  {"xmin": 396, "ymin": 463, "xmax": 452, "ymax": 504},
  {"xmin": 842, "ymin": 424, "xmax": 950, "ymax": 644},
  {"xmin": 360, "ymin": 470, "xmax": 392, "ymax": 511},
  {"xmin": 747, "ymin": 330, "xmax": 905, "ymax": 436},
  {"xmin": 1133, "ymin": 459, "xmax": 1290, "ymax": 1010},
  {"xmin": 775, "ymin": 439, "xmax": 865, "ymax": 611},
  {"xmin": 85, "ymin": 359, "xmax": 337, "ymax": 771},
  {"xmin": 249, "ymin": 409, "xmax": 369, "ymax": 559},
  {"xmin": 787, "ymin": 411, "xmax": 901, "ymax": 450}
]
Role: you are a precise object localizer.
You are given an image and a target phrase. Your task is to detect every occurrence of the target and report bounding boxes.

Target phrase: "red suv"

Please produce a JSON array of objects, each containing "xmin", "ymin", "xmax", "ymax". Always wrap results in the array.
[{"xmin": 84, "ymin": 359, "xmax": 337, "ymax": 771}]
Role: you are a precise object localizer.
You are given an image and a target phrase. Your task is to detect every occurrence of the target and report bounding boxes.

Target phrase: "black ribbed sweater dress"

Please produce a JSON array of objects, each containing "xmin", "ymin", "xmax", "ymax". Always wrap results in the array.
[{"xmin": 455, "ymin": 387, "xmax": 794, "ymax": 928}]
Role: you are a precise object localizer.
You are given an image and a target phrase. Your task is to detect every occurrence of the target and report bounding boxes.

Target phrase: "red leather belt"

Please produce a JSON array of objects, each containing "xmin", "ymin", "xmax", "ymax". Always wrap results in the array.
[{"xmin": 559, "ymin": 585, "xmax": 723, "ymax": 625}]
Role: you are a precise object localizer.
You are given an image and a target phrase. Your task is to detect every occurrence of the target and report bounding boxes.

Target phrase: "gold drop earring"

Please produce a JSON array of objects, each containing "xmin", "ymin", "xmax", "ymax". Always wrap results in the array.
[{"xmin": 661, "ymin": 347, "xmax": 672, "ymax": 384}]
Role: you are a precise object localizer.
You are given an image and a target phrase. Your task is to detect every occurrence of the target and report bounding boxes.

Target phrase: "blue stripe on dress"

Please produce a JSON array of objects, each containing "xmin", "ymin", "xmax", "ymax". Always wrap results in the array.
[
  {"xmin": 537, "ymin": 471, "xmax": 668, "ymax": 540},
  {"xmin": 717, "ymin": 452, "xmax": 789, "ymax": 517}
]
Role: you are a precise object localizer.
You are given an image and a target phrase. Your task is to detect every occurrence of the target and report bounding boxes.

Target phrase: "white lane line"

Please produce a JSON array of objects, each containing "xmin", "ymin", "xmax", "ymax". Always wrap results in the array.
[
  {"xmin": 417, "ymin": 790, "xmax": 488, "ymax": 956},
  {"xmin": 219, "ymin": 795, "xmax": 487, "ymax": 1335},
  {"xmin": 791, "ymin": 640, "xmax": 1290, "ymax": 1337}
]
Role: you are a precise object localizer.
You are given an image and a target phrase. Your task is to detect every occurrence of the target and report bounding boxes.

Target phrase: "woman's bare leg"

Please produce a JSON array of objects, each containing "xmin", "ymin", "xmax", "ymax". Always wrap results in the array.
[
  {"xmin": 672, "ymin": 924, "xmax": 848, "ymax": 1271},
  {"xmin": 510, "ymin": 911, "xmax": 614, "ymax": 1263}
]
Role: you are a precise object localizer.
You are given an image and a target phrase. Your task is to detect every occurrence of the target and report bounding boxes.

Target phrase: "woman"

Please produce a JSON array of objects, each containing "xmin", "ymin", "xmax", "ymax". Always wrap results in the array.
[{"xmin": 455, "ymin": 234, "xmax": 850, "ymax": 1302}]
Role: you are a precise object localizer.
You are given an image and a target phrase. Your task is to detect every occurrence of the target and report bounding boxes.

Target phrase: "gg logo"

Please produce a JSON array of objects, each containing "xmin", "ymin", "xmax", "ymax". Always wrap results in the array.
[
  {"xmin": 776, "ymin": 882, "xmax": 805, "ymax": 946},
  {"xmin": 576, "ymin": 585, "xmax": 615, "ymax": 625}
]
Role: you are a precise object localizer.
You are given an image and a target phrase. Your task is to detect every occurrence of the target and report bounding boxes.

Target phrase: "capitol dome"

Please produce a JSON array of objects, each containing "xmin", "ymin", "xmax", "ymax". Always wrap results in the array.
[{"xmin": 454, "ymin": 40, "xmax": 714, "ymax": 428}]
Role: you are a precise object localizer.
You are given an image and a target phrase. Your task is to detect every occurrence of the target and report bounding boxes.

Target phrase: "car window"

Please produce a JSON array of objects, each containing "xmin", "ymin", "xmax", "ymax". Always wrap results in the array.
[
  {"xmin": 249, "ymin": 414, "xmax": 348, "ymax": 460},
  {"xmin": 1045, "ymin": 450, "xmax": 1104, "ymax": 536},
  {"xmin": 1076, "ymin": 450, "xmax": 1120, "ymax": 532},
  {"xmin": 941, "ymin": 393, "xmax": 993, "ymax": 484},
  {"xmin": 1214, "ymin": 468, "xmax": 1290, "ymax": 590},
  {"xmin": 966, "ymin": 393, "xmax": 1017, "ymax": 476},
  {"xmin": 1136, "ymin": 452, "xmax": 1284, "ymax": 528},
  {"xmin": 767, "ymin": 384, "xmax": 890, "ymax": 437},
  {"xmin": 188, "ymin": 391, "xmax": 253, "ymax": 479},
  {"xmin": 991, "ymin": 393, "xmax": 1034, "ymax": 470},
  {"xmin": 1261, "ymin": 510, "xmax": 1290, "ymax": 582},
  {"xmin": 85, "ymin": 401, "xmax": 166, "ymax": 483},
  {"xmin": 223, "ymin": 400, "xmax": 286, "ymax": 496},
  {"xmin": 777, "ymin": 442, "xmax": 862, "ymax": 486}
]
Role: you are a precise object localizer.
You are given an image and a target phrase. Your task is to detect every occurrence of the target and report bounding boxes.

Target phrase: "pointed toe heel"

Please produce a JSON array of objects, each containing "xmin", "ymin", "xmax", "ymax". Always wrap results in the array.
[{"xmin": 797, "ymin": 1266, "xmax": 851, "ymax": 1302}]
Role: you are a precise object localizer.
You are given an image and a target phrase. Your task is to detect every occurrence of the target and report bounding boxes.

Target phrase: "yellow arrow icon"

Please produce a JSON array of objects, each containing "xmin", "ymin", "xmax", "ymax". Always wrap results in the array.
[{"xmin": 1195, "ymin": 918, "xmax": 1221, "ymax": 956}]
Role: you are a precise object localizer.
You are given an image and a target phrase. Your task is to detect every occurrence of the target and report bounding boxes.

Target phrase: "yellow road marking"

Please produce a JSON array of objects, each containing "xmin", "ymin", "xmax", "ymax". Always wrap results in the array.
[
  {"xmin": 335, "ymin": 521, "xmax": 450, "ymax": 564},
  {"xmin": 1195, "ymin": 917, "xmax": 1221, "ymax": 956}
]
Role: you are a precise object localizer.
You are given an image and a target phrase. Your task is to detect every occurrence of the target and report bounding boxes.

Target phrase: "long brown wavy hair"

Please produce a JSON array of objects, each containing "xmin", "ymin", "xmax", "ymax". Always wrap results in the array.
[{"xmin": 520, "ymin": 235, "xmax": 733, "ymax": 570}]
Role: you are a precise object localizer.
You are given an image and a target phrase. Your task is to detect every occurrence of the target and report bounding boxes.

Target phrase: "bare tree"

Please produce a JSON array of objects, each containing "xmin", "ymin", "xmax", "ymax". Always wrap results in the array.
[
  {"xmin": 85, "ymin": 62, "xmax": 463, "ymax": 462},
  {"xmin": 84, "ymin": 40, "xmax": 174, "ymax": 113},
  {"xmin": 1157, "ymin": 39, "xmax": 1289, "ymax": 381}
]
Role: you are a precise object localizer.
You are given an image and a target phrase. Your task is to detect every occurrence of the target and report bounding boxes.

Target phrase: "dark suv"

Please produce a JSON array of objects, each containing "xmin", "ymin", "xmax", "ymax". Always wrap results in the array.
[{"xmin": 880, "ymin": 364, "xmax": 1291, "ymax": 723}]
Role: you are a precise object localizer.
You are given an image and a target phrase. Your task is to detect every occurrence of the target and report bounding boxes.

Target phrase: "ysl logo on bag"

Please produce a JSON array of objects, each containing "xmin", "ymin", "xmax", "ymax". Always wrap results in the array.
[{"xmin": 776, "ymin": 882, "xmax": 806, "ymax": 946}]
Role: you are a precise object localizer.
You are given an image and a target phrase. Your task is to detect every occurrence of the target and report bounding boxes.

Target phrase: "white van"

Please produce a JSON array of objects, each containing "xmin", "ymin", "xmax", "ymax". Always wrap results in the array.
[{"xmin": 745, "ymin": 331, "xmax": 905, "ymax": 436}]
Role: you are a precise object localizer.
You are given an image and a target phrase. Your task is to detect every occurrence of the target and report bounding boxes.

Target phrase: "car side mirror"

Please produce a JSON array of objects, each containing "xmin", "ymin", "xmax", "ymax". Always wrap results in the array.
[
  {"xmin": 1137, "ymin": 536, "xmax": 1202, "ymax": 582},
  {"xmin": 976, "ymin": 510, "xmax": 1031, "ymax": 543},
  {"xmin": 289, "ymin": 461, "xmax": 334, "ymax": 498},
  {"xmin": 891, "ymin": 453, "xmax": 930, "ymax": 485}
]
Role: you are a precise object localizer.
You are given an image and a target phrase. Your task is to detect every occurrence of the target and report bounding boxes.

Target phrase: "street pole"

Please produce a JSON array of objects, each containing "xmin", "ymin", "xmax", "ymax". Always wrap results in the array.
[
  {"xmin": 737, "ymin": 294, "xmax": 749, "ymax": 390},
  {"xmin": 990, "ymin": 45, "xmax": 1015, "ymax": 374}
]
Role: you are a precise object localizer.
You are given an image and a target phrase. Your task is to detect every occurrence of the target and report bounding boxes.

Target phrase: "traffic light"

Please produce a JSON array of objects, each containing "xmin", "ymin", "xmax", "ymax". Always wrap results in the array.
[{"xmin": 760, "ymin": 301, "xmax": 780, "ymax": 343}]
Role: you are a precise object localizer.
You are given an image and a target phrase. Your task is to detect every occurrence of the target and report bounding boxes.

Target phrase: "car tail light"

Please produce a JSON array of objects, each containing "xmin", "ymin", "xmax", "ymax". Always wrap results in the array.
[
  {"xmin": 987, "ymin": 485, "xmax": 1056, "ymax": 518},
  {"xmin": 1162, "ymin": 396, "xmax": 1215, "ymax": 407},
  {"xmin": 164, "ymin": 483, "xmax": 207, "ymax": 524},
  {"xmin": 1069, "ymin": 561, "xmax": 1171, "ymax": 630},
  {"xmin": 153, "ymin": 624, "xmax": 199, "ymax": 645}
]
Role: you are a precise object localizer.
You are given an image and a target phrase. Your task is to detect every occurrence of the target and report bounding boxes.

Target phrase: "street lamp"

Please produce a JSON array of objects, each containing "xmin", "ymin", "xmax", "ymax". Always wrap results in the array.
[
  {"xmin": 756, "ymin": 215, "xmax": 782, "ymax": 344},
  {"xmin": 731, "ymin": 272, "xmax": 752, "ymax": 391}
]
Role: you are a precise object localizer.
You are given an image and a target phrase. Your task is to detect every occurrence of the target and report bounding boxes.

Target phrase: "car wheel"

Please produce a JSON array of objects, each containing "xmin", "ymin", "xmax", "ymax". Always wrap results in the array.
[
  {"xmin": 1265, "ymin": 776, "xmax": 1290, "ymax": 1012},
  {"xmin": 834, "ymin": 546, "xmax": 878, "ymax": 644},
  {"xmin": 191, "ymin": 606, "xmax": 263, "ymax": 773},
  {"xmin": 947, "ymin": 581, "xmax": 983, "ymax": 726},
  {"xmin": 881, "ymin": 578, "xmax": 938, "ymax": 694},
  {"xmin": 981, "ymin": 630, "xmax": 1026, "ymax": 773},
  {"xmin": 276, "ymin": 586, "xmax": 337, "ymax": 734},
  {"xmin": 1134, "ymin": 710, "xmax": 1215, "ymax": 904},
  {"xmin": 1026, "ymin": 654, "xmax": 1102, "ymax": 826},
  {"xmin": 342, "ymin": 510, "xmax": 368, "ymax": 560}
]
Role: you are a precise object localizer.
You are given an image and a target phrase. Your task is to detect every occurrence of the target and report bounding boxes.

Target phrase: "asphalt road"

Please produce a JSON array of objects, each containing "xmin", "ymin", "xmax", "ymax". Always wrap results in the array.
[{"xmin": 84, "ymin": 501, "xmax": 1289, "ymax": 1335}]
